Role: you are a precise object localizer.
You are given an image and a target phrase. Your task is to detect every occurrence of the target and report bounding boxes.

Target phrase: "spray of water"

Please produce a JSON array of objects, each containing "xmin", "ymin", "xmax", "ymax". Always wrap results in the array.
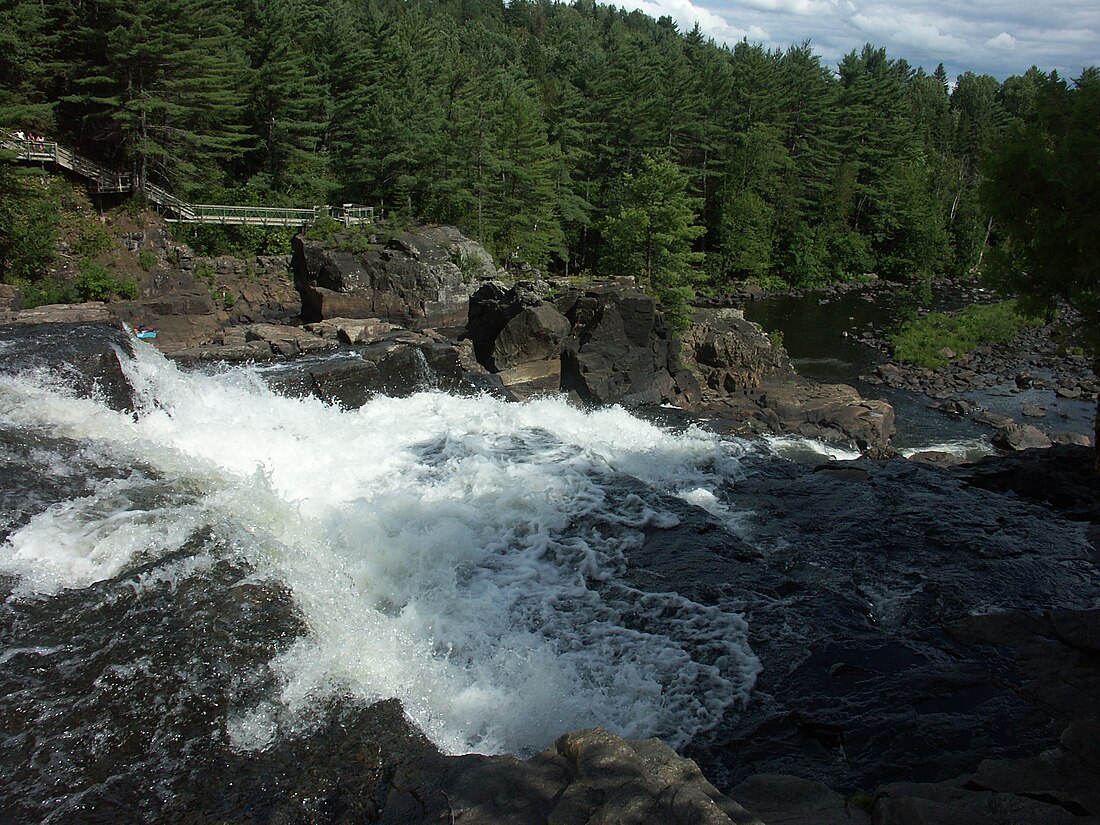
[{"xmin": 0, "ymin": 345, "xmax": 760, "ymax": 755}]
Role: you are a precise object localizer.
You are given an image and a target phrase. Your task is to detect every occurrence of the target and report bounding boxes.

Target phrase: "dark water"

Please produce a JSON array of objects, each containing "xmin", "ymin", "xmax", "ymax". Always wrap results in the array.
[
  {"xmin": 742, "ymin": 284, "xmax": 1095, "ymax": 450},
  {"xmin": 1, "ymin": 322, "xmax": 1097, "ymax": 822}
]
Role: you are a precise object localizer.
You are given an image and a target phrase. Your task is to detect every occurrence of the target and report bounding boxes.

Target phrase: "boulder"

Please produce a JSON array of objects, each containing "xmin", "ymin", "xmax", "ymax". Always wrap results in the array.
[
  {"xmin": 0, "ymin": 312, "xmax": 137, "ymax": 412},
  {"xmin": 991, "ymin": 423, "xmax": 1053, "ymax": 451},
  {"xmin": 466, "ymin": 280, "xmax": 538, "ymax": 368},
  {"xmin": 756, "ymin": 380, "xmax": 897, "ymax": 454},
  {"xmin": 492, "ymin": 303, "xmax": 571, "ymax": 373},
  {"xmin": 169, "ymin": 323, "xmax": 337, "ymax": 364},
  {"xmin": 293, "ymin": 225, "xmax": 489, "ymax": 328},
  {"xmin": 383, "ymin": 728, "xmax": 763, "ymax": 825},
  {"xmin": 560, "ymin": 284, "xmax": 701, "ymax": 407},
  {"xmin": 682, "ymin": 309, "xmax": 792, "ymax": 395},
  {"xmin": 263, "ymin": 342, "xmax": 439, "ymax": 408},
  {"xmin": 304, "ymin": 317, "xmax": 404, "ymax": 344},
  {"xmin": 0, "ymin": 283, "xmax": 23, "ymax": 312},
  {"xmin": 908, "ymin": 450, "xmax": 968, "ymax": 468}
]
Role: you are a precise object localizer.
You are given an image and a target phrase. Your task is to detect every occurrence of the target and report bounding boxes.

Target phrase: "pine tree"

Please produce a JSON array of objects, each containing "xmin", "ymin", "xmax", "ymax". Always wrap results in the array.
[
  {"xmin": 243, "ymin": 0, "xmax": 332, "ymax": 201},
  {"xmin": 982, "ymin": 68, "xmax": 1100, "ymax": 470},
  {"xmin": 58, "ymin": 0, "xmax": 249, "ymax": 192},
  {"xmin": 481, "ymin": 71, "xmax": 563, "ymax": 268},
  {"xmin": 601, "ymin": 154, "xmax": 703, "ymax": 329},
  {"xmin": 0, "ymin": 0, "xmax": 54, "ymax": 132}
]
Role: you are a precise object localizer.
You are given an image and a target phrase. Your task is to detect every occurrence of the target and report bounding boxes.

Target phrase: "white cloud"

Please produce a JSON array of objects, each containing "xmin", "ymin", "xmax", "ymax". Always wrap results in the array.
[
  {"xmin": 622, "ymin": 0, "xmax": 770, "ymax": 42},
  {"xmin": 612, "ymin": 0, "xmax": 1100, "ymax": 79},
  {"xmin": 985, "ymin": 32, "xmax": 1017, "ymax": 51}
]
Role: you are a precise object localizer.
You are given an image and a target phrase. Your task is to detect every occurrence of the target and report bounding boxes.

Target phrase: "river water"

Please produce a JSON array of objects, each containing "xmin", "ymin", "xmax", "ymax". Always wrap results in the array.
[
  {"xmin": 742, "ymin": 284, "xmax": 1089, "ymax": 454},
  {"xmin": 1, "ymin": 329, "xmax": 1096, "ymax": 821}
]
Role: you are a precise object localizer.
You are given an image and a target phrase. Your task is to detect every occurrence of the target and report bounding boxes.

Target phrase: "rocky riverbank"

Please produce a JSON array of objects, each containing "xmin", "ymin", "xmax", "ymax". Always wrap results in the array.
[
  {"xmin": 1, "ymin": 318, "xmax": 1098, "ymax": 825},
  {"xmin": 0, "ymin": 220, "xmax": 900, "ymax": 456}
]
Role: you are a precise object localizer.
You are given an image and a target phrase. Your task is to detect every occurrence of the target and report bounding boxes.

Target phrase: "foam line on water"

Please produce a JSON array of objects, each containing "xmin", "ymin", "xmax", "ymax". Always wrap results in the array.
[{"xmin": 0, "ymin": 346, "xmax": 760, "ymax": 755}]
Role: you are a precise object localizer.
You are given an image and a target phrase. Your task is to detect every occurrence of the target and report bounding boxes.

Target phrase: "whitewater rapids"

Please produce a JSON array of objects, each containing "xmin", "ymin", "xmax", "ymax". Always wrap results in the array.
[{"xmin": 0, "ymin": 343, "xmax": 761, "ymax": 757}]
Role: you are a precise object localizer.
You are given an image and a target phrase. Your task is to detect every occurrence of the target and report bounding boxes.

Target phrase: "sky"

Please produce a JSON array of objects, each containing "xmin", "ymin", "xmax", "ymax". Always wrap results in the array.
[{"xmin": 615, "ymin": 0, "xmax": 1100, "ymax": 81}]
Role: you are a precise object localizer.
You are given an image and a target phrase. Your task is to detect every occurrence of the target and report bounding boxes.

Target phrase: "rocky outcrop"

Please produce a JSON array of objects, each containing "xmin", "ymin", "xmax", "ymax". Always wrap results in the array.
[
  {"xmin": 466, "ymin": 281, "xmax": 571, "ymax": 387},
  {"xmin": 681, "ymin": 309, "xmax": 896, "ymax": 454},
  {"xmin": 293, "ymin": 225, "xmax": 491, "ymax": 328},
  {"xmin": 467, "ymin": 279, "xmax": 702, "ymax": 407},
  {"xmin": 168, "ymin": 323, "xmax": 338, "ymax": 364},
  {"xmin": 682, "ymin": 309, "xmax": 791, "ymax": 394},
  {"xmin": 560, "ymin": 283, "xmax": 702, "ymax": 407},
  {"xmin": 866, "ymin": 606, "xmax": 1100, "ymax": 825},
  {"xmin": 0, "ymin": 312, "xmax": 136, "ymax": 412},
  {"xmin": 379, "ymin": 727, "xmax": 764, "ymax": 825}
]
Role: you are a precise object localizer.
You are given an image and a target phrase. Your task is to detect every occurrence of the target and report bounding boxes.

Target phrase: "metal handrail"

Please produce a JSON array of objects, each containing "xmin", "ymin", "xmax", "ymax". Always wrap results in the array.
[{"xmin": 2, "ymin": 132, "xmax": 375, "ymax": 228}]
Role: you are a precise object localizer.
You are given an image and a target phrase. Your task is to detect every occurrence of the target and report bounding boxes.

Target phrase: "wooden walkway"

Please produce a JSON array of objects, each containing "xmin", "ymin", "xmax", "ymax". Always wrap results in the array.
[{"xmin": 2, "ymin": 134, "xmax": 374, "ymax": 228}]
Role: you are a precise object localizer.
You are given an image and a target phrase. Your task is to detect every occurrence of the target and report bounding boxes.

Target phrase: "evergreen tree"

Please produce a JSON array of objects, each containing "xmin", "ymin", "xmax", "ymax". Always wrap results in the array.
[
  {"xmin": 981, "ymin": 68, "xmax": 1100, "ymax": 469},
  {"xmin": 62, "ymin": 0, "xmax": 249, "ymax": 191},
  {"xmin": 601, "ymin": 154, "xmax": 703, "ymax": 329},
  {"xmin": 243, "ymin": 0, "xmax": 332, "ymax": 200},
  {"xmin": 0, "ymin": 0, "xmax": 54, "ymax": 132},
  {"xmin": 481, "ymin": 71, "xmax": 564, "ymax": 267}
]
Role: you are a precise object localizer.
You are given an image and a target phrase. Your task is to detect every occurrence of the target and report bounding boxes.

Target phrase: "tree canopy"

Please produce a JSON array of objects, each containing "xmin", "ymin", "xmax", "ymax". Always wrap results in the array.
[
  {"xmin": 0, "ymin": 0, "xmax": 1096, "ymax": 328},
  {"xmin": 981, "ymin": 69, "xmax": 1100, "ymax": 467}
]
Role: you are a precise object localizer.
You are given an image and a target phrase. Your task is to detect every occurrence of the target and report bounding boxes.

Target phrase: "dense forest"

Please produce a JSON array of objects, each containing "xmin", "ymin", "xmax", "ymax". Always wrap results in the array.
[{"xmin": 0, "ymin": 0, "xmax": 1096, "ymax": 313}]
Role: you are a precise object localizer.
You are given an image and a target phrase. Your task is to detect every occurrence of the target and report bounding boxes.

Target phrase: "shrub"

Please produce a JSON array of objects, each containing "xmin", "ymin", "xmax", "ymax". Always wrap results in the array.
[
  {"xmin": 138, "ymin": 250, "xmax": 157, "ymax": 271},
  {"xmin": 73, "ymin": 260, "xmax": 138, "ymax": 302},
  {"xmin": 72, "ymin": 221, "xmax": 115, "ymax": 259},
  {"xmin": 890, "ymin": 301, "xmax": 1042, "ymax": 368},
  {"xmin": 304, "ymin": 215, "xmax": 342, "ymax": 242}
]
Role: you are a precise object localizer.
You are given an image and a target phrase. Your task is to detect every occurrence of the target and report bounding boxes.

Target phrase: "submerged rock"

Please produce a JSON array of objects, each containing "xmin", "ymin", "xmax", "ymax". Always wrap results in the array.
[{"xmin": 0, "ymin": 315, "xmax": 136, "ymax": 412}]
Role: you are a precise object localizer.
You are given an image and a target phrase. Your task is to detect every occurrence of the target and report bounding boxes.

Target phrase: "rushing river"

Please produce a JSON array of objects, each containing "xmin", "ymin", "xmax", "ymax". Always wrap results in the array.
[
  {"xmin": 2, "ymin": 332, "xmax": 1096, "ymax": 822},
  {"xmin": 1, "ymin": 342, "xmax": 764, "ymax": 819}
]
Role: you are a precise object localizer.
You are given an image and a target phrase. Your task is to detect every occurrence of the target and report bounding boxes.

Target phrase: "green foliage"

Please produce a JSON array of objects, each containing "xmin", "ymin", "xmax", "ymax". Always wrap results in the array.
[
  {"xmin": 71, "ymin": 221, "xmax": 115, "ymax": 259},
  {"xmin": 303, "ymin": 215, "xmax": 343, "ymax": 243},
  {"xmin": 450, "ymin": 247, "xmax": 488, "ymax": 284},
  {"xmin": 1, "ymin": 0, "xmax": 1093, "ymax": 301},
  {"xmin": 193, "ymin": 261, "xmax": 216, "ymax": 284},
  {"xmin": 0, "ymin": 168, "xmax": 58, "ymax": 283},
  {"xmin": 601, "ymin": 154, "xmax": 703, "ymax": 331},
  {"xmin": 16, "ymin": 276, "xmax": 74, "ymax": 308},
  {"xmin": 177, "ymin": 224, "xmax": 294, "ymax": 258},
  {"xmin": 981, "ymin": 69, "xmax": 1100, "ymax": 360},
  {"xmin": 138, "ymin": 250, "xmax": 158, "ymax": 271},
  {"xmin": 890, "ymin": 301, "xmax": 1040, "ymax": 368},
  {"xmin": 72, "ymin": 259, "xmax": 137, "ymax": 302}
]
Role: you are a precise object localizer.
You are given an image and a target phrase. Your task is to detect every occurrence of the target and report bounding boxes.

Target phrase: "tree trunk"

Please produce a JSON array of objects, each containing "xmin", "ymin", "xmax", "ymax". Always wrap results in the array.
[{"xmin": 1094, "ymin": 361, "xmax": 1099, "ymax": 476}]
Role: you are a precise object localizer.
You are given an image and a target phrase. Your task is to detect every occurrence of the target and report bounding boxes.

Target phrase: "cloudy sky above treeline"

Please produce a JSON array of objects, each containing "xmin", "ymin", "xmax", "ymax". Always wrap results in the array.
[{"xmin": 618, "ymin": 0, "xmax": 1099, "ymax": 81}]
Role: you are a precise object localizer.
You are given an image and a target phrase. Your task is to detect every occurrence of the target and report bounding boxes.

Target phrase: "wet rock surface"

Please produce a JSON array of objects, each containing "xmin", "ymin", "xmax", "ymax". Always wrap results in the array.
[
  {"xmin": 0, "ymin": 314, "xmax": 137, "ymax": 411},
  {"xmin": 631, "ymin": 447, "xmax": 1100, "ymax": 803},
  {"xmin": 2, "ymin": 312, "xmax": 1099, "ymax": 824}
]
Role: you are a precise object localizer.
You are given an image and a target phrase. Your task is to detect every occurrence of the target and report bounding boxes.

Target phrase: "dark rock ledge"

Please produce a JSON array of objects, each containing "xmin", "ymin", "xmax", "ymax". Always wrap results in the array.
[{"xmin": 1, "ymin": 306, "xmax": 1099, "ymax": 824}]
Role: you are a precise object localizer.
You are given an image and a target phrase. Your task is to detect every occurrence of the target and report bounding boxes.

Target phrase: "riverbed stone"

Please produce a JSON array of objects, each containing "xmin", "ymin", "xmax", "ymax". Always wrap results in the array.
[
  {"xmin": 730, "ymin": 773, "xmax": 870, "ymax": 824},
  {"xmin": 991, "ymin": 423, "xmax": 1052, "ymax": 451}
]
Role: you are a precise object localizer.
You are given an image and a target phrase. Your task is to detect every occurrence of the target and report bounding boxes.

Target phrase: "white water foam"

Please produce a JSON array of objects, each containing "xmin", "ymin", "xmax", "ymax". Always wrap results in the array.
[
  {"xmin": 0, "ymin": 346, "xmax": 760, "ymax": 756},
  {"xmin": 760, "ymin": 435, "xmax": 863, "ymax": 462},
  {"xmin": 899, "ymin": 438, "xmax": 994, "ymax": 461}
]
